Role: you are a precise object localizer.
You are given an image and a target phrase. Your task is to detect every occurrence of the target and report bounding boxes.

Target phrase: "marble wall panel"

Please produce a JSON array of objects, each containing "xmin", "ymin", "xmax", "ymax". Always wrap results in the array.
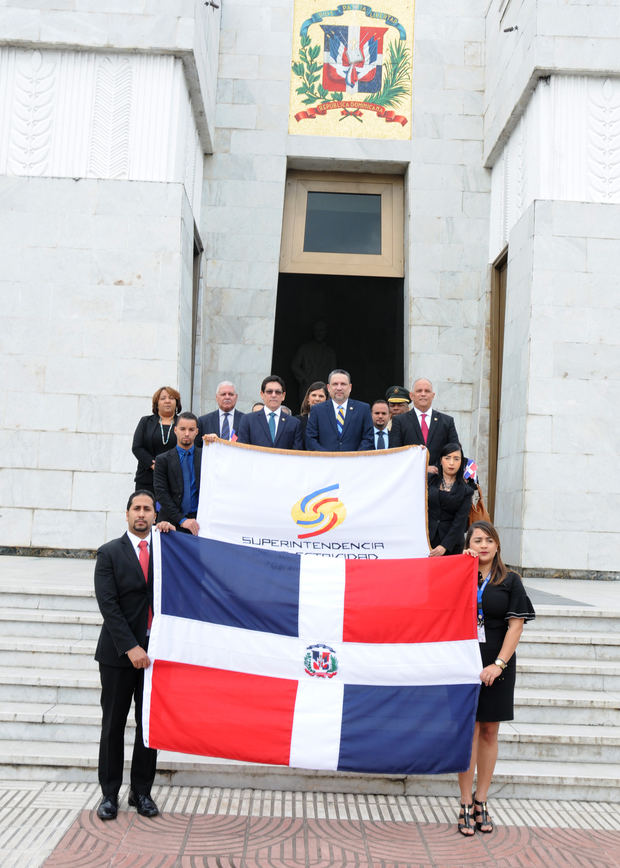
[
  {"xmin": 490, "ymin": 75, "xmax": 620, "ymax": 259},
  {"xmin": 0, "ymin": 507, "xmax": 33, "ymax": 546},
  {"xmin": 71, "ymin": 471, "xmax": 134, "ymax": 513},
  {"xmin": 31, "ymin": 508, "xmax": 106, "ymax": 550},
  {"xmin": 0, "ymin": 46, "xmax": 203, "ymax": 218},
  {"xmin": 0, "ymin": 175, "xmax": 194, "ymax": 549},
  {"xmin": 496, "ymin": 199, "xmax": 620, "ymax": 572}
]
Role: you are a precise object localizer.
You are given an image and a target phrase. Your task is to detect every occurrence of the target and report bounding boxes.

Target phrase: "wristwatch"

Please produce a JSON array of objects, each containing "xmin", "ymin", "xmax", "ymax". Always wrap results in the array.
[{"xmin": 494, "ymin": 657, "xmax": 507, "ymax": 670}]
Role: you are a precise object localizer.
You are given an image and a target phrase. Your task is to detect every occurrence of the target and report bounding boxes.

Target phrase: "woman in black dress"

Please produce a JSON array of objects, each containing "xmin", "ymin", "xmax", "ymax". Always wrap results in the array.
[
  {"xmin": 457, "ymin": 521, "xmax": 535, "ymax": 836},
  {"xmin": 427, "ymin": 442, "xmax": 474, "ymax": 556},
  {"xmin": 131, "ymin": 386, "xmax": 181, "ymax": 494}
]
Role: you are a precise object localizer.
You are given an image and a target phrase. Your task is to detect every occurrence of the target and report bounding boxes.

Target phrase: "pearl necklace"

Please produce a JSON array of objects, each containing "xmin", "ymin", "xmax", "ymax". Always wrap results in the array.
[{"xmin": 159, "ymin": 418, "xmax": 174, "ymax": 445}]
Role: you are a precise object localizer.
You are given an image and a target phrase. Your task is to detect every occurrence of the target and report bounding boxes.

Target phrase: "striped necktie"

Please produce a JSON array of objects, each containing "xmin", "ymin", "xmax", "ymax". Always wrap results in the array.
[{"xmin": 336, "ymin": 405, "xmax": 345, "ymax": 436}]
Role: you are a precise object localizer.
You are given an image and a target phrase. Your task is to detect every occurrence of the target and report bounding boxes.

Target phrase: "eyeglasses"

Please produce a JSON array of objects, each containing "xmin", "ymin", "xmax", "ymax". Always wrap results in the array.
[{"xmin": 264, "ymin": 389, "xmax": 283, "ymax": 395}]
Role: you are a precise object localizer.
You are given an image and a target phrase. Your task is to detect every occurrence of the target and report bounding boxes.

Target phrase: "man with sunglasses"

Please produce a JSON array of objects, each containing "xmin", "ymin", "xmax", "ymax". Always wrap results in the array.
[{"xmin": 236, "ymin": 375, "xmax": 304, "ymax": 449}]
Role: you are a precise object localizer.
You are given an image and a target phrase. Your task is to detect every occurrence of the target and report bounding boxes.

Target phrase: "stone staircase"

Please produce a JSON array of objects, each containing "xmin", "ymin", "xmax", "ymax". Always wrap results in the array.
[{"xmin": 1, "ymin": 562, "xmax": 619, "ymax": 801}]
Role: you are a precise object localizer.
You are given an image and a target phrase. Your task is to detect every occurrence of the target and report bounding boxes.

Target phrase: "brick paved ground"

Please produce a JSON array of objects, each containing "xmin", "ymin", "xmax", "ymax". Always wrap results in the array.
[
  {"xmin": 3, "ymin": 782, "xmax": 620, "ymax": 867},
  {"xmin": 44, "ymin": 809, "xmax": 620, "ymax": 867}
]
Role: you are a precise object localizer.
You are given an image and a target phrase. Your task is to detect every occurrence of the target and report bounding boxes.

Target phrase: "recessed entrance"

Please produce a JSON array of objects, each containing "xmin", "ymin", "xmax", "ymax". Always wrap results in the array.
[{"xmin": 271, "ymin": 272, "xmax": 404, "ymax": 412}]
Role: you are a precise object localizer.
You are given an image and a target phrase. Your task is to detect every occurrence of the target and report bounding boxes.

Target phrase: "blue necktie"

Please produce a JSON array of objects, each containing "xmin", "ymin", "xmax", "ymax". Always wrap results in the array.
[
  {"xmin": 180, "ymin": 451, "xmax": 192, "ymax": 515},
  {"xmin": 376, "ymin": 430, "xmax": 386, "ymax": 449},
  {"xmin": 269, "ymin": 412, "xmax": 276, "ymax": 443},
  {"xmin": 221, "ymin": 413, "xmax": 230, "ymax": 439},
  {"xmin": 336, "ymin": 405, "xmax": 345, "ymax": 436}
]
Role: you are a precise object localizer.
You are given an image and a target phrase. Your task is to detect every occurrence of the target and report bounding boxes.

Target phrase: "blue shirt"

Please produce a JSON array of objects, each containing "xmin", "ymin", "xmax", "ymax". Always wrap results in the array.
[{"xmin": 176, "ymin": 445, "xmax": 198, "ymax": 516}]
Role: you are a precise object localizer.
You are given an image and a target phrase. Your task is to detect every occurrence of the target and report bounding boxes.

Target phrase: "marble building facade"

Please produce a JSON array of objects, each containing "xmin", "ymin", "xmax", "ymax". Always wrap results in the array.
[{"xmin": 0, "ymin": 0, "xmax": 618, "ymax": 575}]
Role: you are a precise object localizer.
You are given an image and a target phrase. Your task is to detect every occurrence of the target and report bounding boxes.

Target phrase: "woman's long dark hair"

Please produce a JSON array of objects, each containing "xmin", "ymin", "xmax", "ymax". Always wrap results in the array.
[
  {"xmin": 437, "ymin": 441, "xmax": 467, "ymax": 486},
  {"xmin": 300, "ymin": 381, "xmax": 328, "ymax": 416},
  {"xmin": 465, "ymin": 520, "xmax": 509, "ymax": 585}
]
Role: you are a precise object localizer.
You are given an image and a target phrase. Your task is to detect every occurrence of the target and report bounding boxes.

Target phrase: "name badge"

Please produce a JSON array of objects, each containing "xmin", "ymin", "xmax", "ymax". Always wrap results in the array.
[{"xmin": 477, "ymin": 619, "xmax": 486, "ymax": 643}]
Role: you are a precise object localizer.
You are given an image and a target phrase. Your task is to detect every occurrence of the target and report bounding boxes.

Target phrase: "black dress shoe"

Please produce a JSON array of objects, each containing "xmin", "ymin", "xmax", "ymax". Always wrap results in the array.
[
  {"xmin": 96, "ymin": 795, "xmax": 118, "ymax": 821},
  {"xmin": 128, "ymin": 790, "xmax": 159, "ymax": 817}
]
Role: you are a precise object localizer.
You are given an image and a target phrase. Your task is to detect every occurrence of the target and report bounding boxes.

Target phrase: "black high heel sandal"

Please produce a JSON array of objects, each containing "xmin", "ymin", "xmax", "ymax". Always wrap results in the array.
[
  {"xmin": 457, "ymin": 802, "xmax": 475, "ymax": 836},
  {"xmin": 474, "ymin": 796, "xmax": 493, "ymax": 833}
]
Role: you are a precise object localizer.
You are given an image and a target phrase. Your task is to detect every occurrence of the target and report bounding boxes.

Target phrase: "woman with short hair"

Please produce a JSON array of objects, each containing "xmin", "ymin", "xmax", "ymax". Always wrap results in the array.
[{"xmin": 131, "ymin": 386, "xmax": 181, "ymax": 493}]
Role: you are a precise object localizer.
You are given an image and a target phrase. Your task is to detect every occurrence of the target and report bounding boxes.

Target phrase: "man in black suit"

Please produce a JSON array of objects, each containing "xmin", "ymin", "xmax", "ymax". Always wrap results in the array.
[
  {"xmin": 371, "ymin": 399, "xmax": 390, "ymax": 449},
  {"xmin": 306, "ymin": 369, "xmax": 374, "ymax": 452},
  {"xmin": 198, "ymin": 381, "xmax": 244, "ymax": 442},
  {"xmin": 389, "ymin": 378, "xmax": 459, "ymax": 473},
  {"xmin": 236, "ymin": 375, "xmax": 303, "ymax": 449},
  {"xmin": 154, "ymin": 412, "xmax": 201, "ymax": 534},
  {"xmin": 94, "ymin": 490, "xmax": 175, "ymax": 821}
]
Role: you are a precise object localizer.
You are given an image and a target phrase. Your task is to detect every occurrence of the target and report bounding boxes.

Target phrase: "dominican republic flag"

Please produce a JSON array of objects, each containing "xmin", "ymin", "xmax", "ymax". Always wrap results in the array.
[
  {"xmin": 144, "ymin": 532, "xmax": 481, "ymax": 775},
  {"xmin": 321, "ymin": 25, "xmax": 387, "ymax": 94}
]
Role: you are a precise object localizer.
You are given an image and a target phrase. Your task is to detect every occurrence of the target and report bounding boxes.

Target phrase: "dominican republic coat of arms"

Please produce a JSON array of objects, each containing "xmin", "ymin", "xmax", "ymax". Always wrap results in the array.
[{"xmin": 289, "ymin": 1, "xmax": 414, "ymax": 139}]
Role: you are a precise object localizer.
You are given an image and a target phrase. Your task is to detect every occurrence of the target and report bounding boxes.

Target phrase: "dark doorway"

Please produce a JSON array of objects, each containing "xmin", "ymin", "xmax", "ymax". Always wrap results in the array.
[{"xmin": 271, "ymin": 273, "xmax": 404, "ymax": 412}]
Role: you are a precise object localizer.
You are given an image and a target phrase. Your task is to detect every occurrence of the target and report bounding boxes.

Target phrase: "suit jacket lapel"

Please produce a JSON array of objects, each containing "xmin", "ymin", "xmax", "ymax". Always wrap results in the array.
[
  {"xmin": 258, "ymin": 411, "xmax": 272, "ymax": 443},
  {"xmin": 171, "ymin": 449, "xmax": 183, "ymax": 486},
  {"xmin": 192, "ymin": 448, "xmax": 201, "ymax": 483},
  {"xmin": 274, "ymin": 413, "xmax": 287, "ymax": 445},
  {"xmin": 121, "ymin": 533, "xmax": 144, "ymax": 583},
  {"xmin": 342, "ymin": 401, "xmax": 355, "ymax": 433},
  {"xmin": 409, "ymin": 411, "xmax": 423, "ymax": 441},
  {"xmin": 426, "ymin": 412, "xmax": 439, "ymax": 446}
]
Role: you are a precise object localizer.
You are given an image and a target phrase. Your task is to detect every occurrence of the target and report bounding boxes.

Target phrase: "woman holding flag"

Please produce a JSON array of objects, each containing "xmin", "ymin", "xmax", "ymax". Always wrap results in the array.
[{"xmin": 457, "ymin": 521, "xmax": 535, "ymax": 836}]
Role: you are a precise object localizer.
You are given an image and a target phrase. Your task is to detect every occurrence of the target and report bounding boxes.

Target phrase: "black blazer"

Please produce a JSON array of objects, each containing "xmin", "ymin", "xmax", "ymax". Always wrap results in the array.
[
  {"xmin": 389, "ymin": 408, "xmax": 459, "ymax": 467},
  {"xmin": 197, "ymin": 408, "xmax": 245, "ymax": 440},
  {"xmin": 427, "ymin": 478, "xmax": 474, "ymax": 555},
  {"xmin": 153, "ymin": 447, "xmax": 202, "ymax": 527},
  {"xmin": 305, "ymin": 399, "xmax": 374, "ymax": 451},
  {"xmin": 132, "ymin": 414, "xmax": 178, "ymax": 489},
  {"xmin": 94, "ymin": 533, "xmax": 153, "ymax": 667},
  {"xmin": 236, "ymin": 410, "xmax": 304, "ymax": 450}
]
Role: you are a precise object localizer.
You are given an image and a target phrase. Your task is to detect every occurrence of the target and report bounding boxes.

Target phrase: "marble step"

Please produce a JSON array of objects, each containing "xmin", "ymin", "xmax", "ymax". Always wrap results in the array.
[
  {"xmin": 515, "ymin": 657, "xmax": 620, "ymax": 690},
  {"xmin": 0, "ymin": 666, "xmax": 100, "ymax": 705},
  {"xmin": 0, "ymin": 590, "xmax": 96, "ymax": 611},
  {"xmin": 0, "ymin": 636, "xmax": 95, "ymax": 669},
  {"xmin": 0, "ymin": 739, "xmax": 618, "ymax": 801},
  {"xmin": 0, "ymin": 608, "xmax": 101, "ymax": 640},
  {"xmin": 513, "ymin": 687, "xmax": 620, "ymax": 725},
  {"xmin": 520, "ymin": 630, "xmax": 620, "ymax": 661},
  {"xmin": 498, "ymin": 721, "xmax": 620, "ymax": 763},
  {"xmin": 527, "ymin": 607, "xmax": 620, "ymax": 634},
  {"xmin": 2, "ymin": 701, "xmax": 619, "ymax": 765}
]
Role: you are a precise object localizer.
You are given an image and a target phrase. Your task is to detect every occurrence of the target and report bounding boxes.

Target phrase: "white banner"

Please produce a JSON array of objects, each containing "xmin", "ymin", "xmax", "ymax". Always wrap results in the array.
[{"xmin": 196, "ymin": 440, "xmax": 429, "ymax": 558}]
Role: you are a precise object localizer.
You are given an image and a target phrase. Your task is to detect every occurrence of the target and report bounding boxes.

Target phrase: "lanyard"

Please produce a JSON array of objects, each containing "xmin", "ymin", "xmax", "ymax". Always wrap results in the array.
[{"xmin": 477, "ymin": 572, "xmax": 491, "ymax": 624}]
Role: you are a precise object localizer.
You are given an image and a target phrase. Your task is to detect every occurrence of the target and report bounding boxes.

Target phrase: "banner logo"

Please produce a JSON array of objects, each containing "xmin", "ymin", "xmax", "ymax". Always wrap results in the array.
[
  {"xmin": 304, "ymin": 643, "xmax": 339, "ymax": 678},
  {"xmin": 291, "ymin": 484, "xmax": 347, "ymax": 539}
]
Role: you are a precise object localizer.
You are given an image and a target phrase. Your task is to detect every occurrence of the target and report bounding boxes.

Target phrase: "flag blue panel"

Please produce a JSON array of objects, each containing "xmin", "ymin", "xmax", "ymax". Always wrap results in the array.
[
  {"xmin": 160, "ymin": 533, "xmax": 300, "ymax": 637},
  {"xmin": 337, "ymin": 683, "xmax": 480, "ymax": 774}
]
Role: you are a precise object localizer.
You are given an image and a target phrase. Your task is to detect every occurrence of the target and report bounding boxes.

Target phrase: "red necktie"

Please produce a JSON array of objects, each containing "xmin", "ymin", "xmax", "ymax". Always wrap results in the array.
[
  {"xmin": 138, "ymin": 540, "xmax": 152, "ymax": 629},
  {"xmin": 421, "ymin": 413, "xmax": 429, "ymax": 444}
]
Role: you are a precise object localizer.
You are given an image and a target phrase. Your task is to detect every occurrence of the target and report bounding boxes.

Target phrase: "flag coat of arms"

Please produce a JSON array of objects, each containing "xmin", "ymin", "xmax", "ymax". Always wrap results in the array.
[
  {"xmin": 321, "ymin": 25, "xmax": 387, "ymax": 94},
  {"xmin": 144, "ymin": 532, "xmax": 481, "ymax": 775}
]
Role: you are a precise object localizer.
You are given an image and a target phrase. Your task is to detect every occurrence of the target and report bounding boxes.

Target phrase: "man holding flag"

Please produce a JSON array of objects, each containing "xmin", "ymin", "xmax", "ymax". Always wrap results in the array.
[{"xmin": 94, "ymin": 491, "xmax": 175, "ymax": 821}]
